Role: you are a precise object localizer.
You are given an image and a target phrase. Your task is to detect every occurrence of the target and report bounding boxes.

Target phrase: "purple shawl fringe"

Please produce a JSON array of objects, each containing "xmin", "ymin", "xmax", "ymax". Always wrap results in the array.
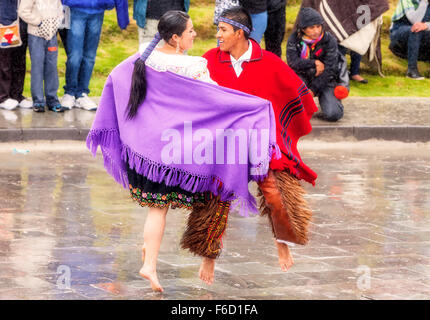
[
  {"xmin": 87, "ymin": 127, "xmax": 280, "ymax": 216},
  {"xmin": 86, "ymin": 53, "xmax": 280, "ymax": 217}
]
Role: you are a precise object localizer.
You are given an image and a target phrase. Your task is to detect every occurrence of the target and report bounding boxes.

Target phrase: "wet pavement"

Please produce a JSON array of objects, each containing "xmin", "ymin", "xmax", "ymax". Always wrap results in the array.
[
  {"xmin": 0, "ymin": 140, "xmax": 429, "ymax": 300},
  {"xmin": 1, "ymin": 97, "xmax": 430, "ymax": 142}
]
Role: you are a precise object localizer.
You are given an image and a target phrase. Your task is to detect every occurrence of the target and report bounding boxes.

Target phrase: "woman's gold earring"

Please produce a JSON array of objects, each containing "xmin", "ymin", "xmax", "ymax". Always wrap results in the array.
[{"xmin": 176, "ymin": 41, "xmax": 180, "ymax": 53}]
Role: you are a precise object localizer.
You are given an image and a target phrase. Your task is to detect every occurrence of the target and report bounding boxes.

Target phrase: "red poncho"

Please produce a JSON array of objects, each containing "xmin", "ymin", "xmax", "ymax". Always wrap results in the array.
[{"xmin": 204, "ymin": 40, "xmax": 318, "ymax": 185}]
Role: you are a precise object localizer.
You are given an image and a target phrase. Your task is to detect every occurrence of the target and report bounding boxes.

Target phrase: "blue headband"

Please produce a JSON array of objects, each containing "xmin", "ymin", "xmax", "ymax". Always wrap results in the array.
[{"xmin": 218, "ymin": 17, "xmax": 251, "ymax": 35}]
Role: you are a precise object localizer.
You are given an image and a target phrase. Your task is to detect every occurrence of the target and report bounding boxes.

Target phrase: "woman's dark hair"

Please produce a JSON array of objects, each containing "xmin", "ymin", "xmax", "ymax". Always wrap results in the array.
[
  {"xmin": 219, "ymin": 6, "xmax": 253, "ymax": 40},
  {"xmin": 126, "ymin": 11, "xmax": 190, "ymax": 119}
]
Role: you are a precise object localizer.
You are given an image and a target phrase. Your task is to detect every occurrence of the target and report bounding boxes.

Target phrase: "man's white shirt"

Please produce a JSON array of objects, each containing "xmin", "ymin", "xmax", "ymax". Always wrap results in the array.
[{"xmin": 230, "ymin": 40, "xmax": 253, "ymax": 77}]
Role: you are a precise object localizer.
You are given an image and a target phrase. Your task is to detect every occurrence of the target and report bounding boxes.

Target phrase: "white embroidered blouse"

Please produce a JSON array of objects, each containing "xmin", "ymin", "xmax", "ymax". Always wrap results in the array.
[{"xmin": 139, "ymin": 43, "xmax": 217, "ymax": 85}]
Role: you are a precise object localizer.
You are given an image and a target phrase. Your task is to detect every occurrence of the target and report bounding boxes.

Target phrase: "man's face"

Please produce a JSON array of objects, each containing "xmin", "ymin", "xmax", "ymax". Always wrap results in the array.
[
  {"xmin": 303, "ymin": 24, "xmax": 323, "ymax": 40},
  {"xmin": 216, "ymin": 21, "xmax": 241, "ymax": 52}
]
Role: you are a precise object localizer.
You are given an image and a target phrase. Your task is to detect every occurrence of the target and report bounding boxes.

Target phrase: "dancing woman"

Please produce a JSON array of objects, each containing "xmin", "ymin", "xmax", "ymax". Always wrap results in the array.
[
  {"xmin": 127, "ymin": 11, "xmax": 215, "ymax": 291},
  {"xmin": 87, "ymin": 10, "xmax": 279, "ymax": 292}
]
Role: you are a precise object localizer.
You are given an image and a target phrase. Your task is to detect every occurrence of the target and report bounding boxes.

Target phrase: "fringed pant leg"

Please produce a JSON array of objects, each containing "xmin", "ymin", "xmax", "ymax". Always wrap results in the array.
[
  {"xmin": 257, "ymin": 169, "xmax": 312, "ymax": 245},
  {"xmin": 180, "ymin": 195, "xmax": 230, "ymax": 259}
]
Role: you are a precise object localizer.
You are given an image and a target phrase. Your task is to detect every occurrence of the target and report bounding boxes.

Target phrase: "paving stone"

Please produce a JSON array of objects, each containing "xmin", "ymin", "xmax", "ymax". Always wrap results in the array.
[
  {"xmin": 0, "ymin": 141, "xmax": 429, "ymax": 299},
  {"xmin": 2, "ymin": 98, "xmax": 430, "ymax": 142}
]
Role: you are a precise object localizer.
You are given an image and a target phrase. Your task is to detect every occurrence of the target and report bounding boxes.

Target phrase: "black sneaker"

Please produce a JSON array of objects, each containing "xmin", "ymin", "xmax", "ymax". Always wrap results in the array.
[
  {"xmin": 33, "ymin": 104, "xmax": 45, "ymax": 113},
  {"xmin": 406, "ymin": 69, "xmax": 424, "ymax": 80},
  {"xmin": 48, "ymin": 104, "xmax": 67, "ymax": 113}
]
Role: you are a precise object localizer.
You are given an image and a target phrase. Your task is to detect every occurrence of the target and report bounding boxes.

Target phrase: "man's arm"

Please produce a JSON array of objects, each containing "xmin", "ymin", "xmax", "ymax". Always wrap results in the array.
[
  {"xmin": 405, "ymin": 0, "xmax": 428, "ymax": 24},
  {"xmin": 309, "ymin": 35, "xmax": 338, "ymax": 96},
  {"xmin": 18, "ymin": 0, "xmax": 42, "ymax": 27},
  {"xmin": 115, "ymin": 0, "xmax": 130, "ymax": 30}
]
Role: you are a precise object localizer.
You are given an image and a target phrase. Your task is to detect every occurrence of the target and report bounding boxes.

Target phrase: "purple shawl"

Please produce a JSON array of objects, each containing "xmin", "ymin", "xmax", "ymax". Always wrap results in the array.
[{"xmin": 87, "ymin": 53, "xmax": 279, "ymax": 216}]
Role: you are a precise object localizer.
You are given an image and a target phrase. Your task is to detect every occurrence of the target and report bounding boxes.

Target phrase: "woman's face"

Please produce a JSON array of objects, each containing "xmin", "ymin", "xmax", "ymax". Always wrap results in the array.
[
  {"xmin": 303, "ymin": 24, "xmax": 322, "ymax": 39},
  {"xmin": 176, "ymin": 19, "xmax": 197, "ymax": 52}
]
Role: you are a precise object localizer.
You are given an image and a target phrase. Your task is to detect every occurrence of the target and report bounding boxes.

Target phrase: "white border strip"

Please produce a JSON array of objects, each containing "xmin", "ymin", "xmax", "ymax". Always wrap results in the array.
[
  {"xmin": 319, "ymin": 1, "xmax": 344, "ymax": 41},
  {"xmin": 322, "ymin": 0, "xmax": 349, "ymax": 39}
]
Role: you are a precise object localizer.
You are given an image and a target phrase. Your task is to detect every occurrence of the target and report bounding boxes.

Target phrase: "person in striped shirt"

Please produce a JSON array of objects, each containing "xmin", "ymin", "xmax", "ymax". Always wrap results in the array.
[{"xmin": 390, "ymin": 0, "xmax": 430, "ymax": 79}]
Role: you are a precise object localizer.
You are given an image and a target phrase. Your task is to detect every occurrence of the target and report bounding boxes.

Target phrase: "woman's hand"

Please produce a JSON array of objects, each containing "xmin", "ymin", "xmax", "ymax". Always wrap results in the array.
[{"xmin": 315, "ymin": 60, "xmax": 325, "ymax": 77}]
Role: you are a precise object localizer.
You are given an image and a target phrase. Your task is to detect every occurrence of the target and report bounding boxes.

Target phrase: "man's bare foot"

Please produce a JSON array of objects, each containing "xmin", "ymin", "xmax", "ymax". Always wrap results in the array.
[
  {"xmin": 199, "ymin": 257, "xmax": 215, "ymax": 285},
  {"xmin": 275, "ymin": 240, "xmax": 294, "ymax": 272},
  {"xmin": 139, "ymin": 266, "xmax": 163, "ymax": 292}
]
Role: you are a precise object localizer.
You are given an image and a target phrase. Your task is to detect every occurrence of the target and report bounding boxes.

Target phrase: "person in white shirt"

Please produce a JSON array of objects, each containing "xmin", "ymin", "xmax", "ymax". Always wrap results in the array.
[{"xmin": 18, "ymin": 0, "xmax": 66, "ymax": 112}]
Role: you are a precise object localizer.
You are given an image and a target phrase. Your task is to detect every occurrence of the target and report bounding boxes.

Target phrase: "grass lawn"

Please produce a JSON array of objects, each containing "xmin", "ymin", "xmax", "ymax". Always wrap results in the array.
[{"xmin": 23, "ymin": 0, "xmax": 430, "ymax": 97}]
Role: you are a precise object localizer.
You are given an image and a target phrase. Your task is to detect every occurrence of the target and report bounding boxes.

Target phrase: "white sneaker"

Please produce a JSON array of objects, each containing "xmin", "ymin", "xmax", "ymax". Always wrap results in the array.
[
  {"xmin": 19, "ymin": 98, "xmax": 33, "ymax": 109},
  {"xmin": 61, "ymin": 94, "xmax": 76, "ymax": 110},
  {"xmin": 76, "ymin": 93, "xmax": 98, "ymax": 111},
  {"xmin": 0, "ymin": 98, "xmax": 19, "ymax": 110},
  {"xmin": 2, "ymin": 110, "xmax": 18, "ymax": 122}
]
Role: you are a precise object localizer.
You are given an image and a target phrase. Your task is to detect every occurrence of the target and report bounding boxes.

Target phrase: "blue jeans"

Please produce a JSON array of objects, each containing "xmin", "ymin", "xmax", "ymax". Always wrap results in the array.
[
  {"xmin": 64, "ymin": 8, "xmax": 104, "ymax": 98},
  {"xmin": 390, "ymin": 21, "xmax": 430, "ymax": 69},
  {"xmin": 338, "ymin": 45, "xmax": 362, "ymax": 76},
  {"xmin": 390, "ymin": 6, "xmax": 430, "ymax": 69},
  {"xmin": 250, "ymin": 11, "xmax": 268, "ymax": 44},
  {"xmin": 28, "ymin": 35, "xmax": 59, "ymax": 107},
  {"xmin": 318, "ymin": 86, "xmax": 344, "ymax": 122}
]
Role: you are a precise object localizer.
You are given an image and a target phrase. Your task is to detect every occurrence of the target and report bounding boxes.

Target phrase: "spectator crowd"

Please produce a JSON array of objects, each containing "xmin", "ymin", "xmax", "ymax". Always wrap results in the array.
[{"xmin": 0, "ymin": 0, "xmax": 429, "ymax": 122}]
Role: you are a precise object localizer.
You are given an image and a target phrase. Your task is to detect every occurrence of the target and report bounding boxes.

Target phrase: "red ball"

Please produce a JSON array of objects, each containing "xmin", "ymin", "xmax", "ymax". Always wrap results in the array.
[{"xmin": 334, "ymin": 86, "xmax": 349, "ymax": 100}]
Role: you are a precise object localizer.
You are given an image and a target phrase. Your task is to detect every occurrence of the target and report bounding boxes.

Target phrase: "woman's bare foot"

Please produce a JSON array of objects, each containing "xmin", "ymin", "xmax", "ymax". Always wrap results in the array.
[
  {"xmin": 199, "ymin": 257, "xmax": 215, "ymax": 285},
  {"xmin": 139, "ymin": 266, "xmax": 163, "ymax": 292},
  {"xmin": 141, "ymin": 244, "xmax": 146, "ymax": 263},
  {"xmin": 275, "ymin": 240, "xmax": 294, "ymax": 272}
]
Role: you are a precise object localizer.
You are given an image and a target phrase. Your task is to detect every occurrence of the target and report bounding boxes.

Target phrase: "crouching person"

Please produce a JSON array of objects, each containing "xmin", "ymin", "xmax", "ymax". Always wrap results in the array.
[{"xmin": 287, "ymin": 7, "xmax": 344, "ymax": 122}]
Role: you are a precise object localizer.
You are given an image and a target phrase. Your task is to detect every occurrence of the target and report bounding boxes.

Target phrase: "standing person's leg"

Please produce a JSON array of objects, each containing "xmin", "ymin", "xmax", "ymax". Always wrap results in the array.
[
  {"xmin": 76, "ymin": 12, "xmax": 104, "ymax": 99},
  {"xmin": 250, "ymin": 11, "xmax": 268, "ymax": 44},
  {"xmin": 264, "ymin": 3, "xmax": 286, "ymax": 57},
  {"xmin": 349, "ymin": 50, "xmax": 367, "ymax": 83},
  {"xmin": 0, "ymin": 44, "xmax": 14, "ymax": 106},
  {"xmin": 44, "ymin": 36, "xmax": 62, "ymax": 111},
  {"xmin": 138, "ymin": 27, "xmax": 145, "ymax": 45},
  {"xmin": 58, "ymin": 28, "xmax": 69, "ymax": 55},
  {"xmin": 418, "ymin": 30, "xmax": 430, "ymax": 62},
  {"xmin": 139, "ymin": 206, "xmax": 168, "ymax": 292},
  {"xmin": 318, "ymin": 86, "xmax": 344, "ymax": 122},
  {"xmin": 389, "ymin": 24, "xmax": 409, "ymax": 59},
  {"xmin": 407, "ymin": 31, "xmax": 423, "ymax": 72},
  {"xmin": 28, "ymin": 35, "xmax": 47, "ymax": 112},
  {"xmin": 64, "ymin": 9, "xmax": 87, "ymax": 104},
  {"xmin": 10, "ymin": 19, "xmax": 30, "ymax": 106},
  {"xmin": 349, "ymin": 51, "xmax": 362, "ymax": 77},
  {"xmin": 138, "ymin": 19, "xmax": 159, "ymax": 45}
]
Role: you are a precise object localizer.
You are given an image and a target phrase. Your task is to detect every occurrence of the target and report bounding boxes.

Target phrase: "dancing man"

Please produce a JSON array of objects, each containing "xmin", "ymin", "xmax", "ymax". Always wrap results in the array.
[{"xmin": 198, "ymin": 6, "xmax": 318, "ymax": 272}]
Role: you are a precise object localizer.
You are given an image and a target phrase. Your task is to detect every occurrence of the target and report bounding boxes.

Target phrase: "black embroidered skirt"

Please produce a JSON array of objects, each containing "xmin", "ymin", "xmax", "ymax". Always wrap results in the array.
[{"xmin": 126, "ymin": 164, "xmax": 209, "ymax": 210}]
